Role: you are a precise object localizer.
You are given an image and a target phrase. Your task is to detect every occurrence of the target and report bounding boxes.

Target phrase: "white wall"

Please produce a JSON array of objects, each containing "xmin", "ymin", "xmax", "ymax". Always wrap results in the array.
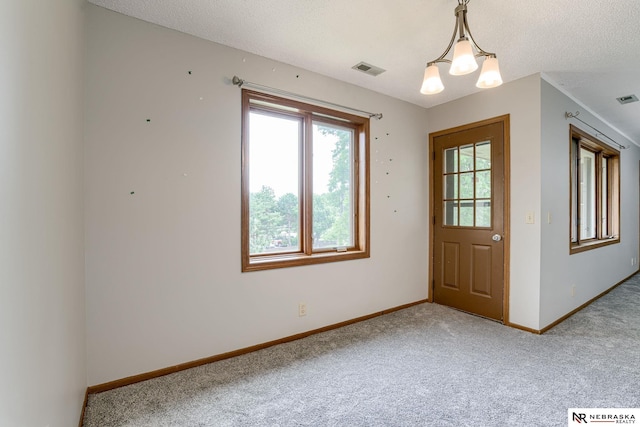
[
  {"xmin": 0, "ymin": 0, "xmax": 87, "ymax": 426},
  {"xmin": 539, "ymin": 79, "xmax": 640, "ymax": 328},
  {"xmin": 84, "ymin": 5, "xmax": 430, "ymax": 386},
  {"xmin": 426, "ymin": 74, "xmax": 543, "ymax": 330},
  {"xmin": 83, "ymin": 5, "xmax": 640, "ymax": 388}
]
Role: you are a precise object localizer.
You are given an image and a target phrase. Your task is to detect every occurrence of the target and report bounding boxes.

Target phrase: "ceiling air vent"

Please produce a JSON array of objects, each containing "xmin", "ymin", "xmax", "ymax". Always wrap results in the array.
[
  {"xmin": 616, "ymin": 94, "xmax": 638, "ymax": 105},
  {"xmin": 352, "ymin": 61, "xmax": 386, "ymax": 77}
]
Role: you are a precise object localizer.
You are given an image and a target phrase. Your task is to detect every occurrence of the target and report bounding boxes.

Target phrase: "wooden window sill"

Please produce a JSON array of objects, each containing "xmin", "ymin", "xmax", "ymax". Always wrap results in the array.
[
  {"xmin": 570, "ymin": 237, "xmax": 619, "ymax": 255},
  {"xmin": 243, "ymin": 250, "xmax": 369, "ymax": 272}
]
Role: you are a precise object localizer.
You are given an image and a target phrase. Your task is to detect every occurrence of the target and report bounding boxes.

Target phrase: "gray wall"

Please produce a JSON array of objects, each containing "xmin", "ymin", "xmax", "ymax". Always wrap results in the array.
[
  {"xmin": 0, "ymin": 0, "xmax": 87, "ymax": 425},
  {"xmin": 5, "ymin": 2, "xmax": 630, "ymax": 407},
  {"xmin": 84, "ymin": 5, "xmax": 430, "ymax": 385},
  {"xmin": 540, "ymin": 79, "xmax": 640, "ymax": 328},
  {"xmin": 85, "ymin": 5, "xmax": 640, "ymax": 386}
]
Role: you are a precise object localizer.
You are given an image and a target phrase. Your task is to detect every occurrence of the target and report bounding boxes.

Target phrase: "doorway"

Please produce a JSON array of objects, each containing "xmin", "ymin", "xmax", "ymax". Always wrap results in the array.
[{"xmin": 429, "ymin": 115, "xmax": 510, "ymax": 321}]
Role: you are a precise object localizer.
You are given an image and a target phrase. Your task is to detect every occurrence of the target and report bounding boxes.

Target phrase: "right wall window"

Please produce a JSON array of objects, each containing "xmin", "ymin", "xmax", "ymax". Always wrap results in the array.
[{"xmin": 570, "ymin": 125, "xmax": 620, "ymax": 254}]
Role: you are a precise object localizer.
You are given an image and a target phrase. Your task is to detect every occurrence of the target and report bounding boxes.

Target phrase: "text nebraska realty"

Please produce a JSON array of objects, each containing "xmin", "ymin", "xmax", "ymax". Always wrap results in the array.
[{"xmin": 574, "ymin": 413, "xmax": 636, "ymax": 424}]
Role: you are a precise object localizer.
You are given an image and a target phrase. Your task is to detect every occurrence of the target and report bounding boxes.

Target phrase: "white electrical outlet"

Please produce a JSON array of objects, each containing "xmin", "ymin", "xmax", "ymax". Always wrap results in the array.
[
  {"xmin": 571, "ymin": 284, "xmax": 576, "ymax": 297},
  {"xmin": 298, "ymin": 303, "xmax": 307, "ymax": 317}
]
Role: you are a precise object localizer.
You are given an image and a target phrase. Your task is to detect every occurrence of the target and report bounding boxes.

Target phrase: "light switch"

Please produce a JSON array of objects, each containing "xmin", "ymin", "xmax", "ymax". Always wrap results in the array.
[{"xmin": 525, "ymin": 212, "xmax": 535, "ymax": 224}]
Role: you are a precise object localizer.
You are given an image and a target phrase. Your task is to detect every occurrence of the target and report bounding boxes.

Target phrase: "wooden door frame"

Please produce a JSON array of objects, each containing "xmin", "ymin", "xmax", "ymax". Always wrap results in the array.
[{"xmin": 428, "ymin": 114, "xmax": 511, "ymax": 324}]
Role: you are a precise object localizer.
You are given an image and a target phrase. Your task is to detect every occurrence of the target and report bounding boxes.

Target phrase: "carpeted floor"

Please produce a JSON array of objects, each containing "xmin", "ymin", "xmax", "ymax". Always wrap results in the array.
[{"xmin": 83, "ymin": 274, "xmax": 640, "ymax": 426}]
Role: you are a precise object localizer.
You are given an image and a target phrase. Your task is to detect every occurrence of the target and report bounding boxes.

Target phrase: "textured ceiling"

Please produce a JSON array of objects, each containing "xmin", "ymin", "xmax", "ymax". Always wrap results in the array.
[{"xmin": 88, "ymin": 0, "xmax": 640, "ymax": 146}]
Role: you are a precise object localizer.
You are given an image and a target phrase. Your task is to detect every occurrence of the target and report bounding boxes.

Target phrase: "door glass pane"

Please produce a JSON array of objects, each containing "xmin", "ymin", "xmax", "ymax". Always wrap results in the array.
[
  {"xmin": 312, "ymin": 122, "xmax": 354, "ymax": 249},
  {"xmin": 444, "ymin": 148, "xmax": 458, "ymax": 173},
  {"xmin": 476, "ymin": 200, "xmax": 491, "ymax": 227},
  {"xmin": 444, "ymin": 201, "xmax": 459, "ymax": 226},
  {"xmin": 459, "ymin": 144, "xmax": 474, "ymax": 172},
  {"xmin": 441, "ymin": 139, "xmax": 492, "ymax": 228},
  {"xmin": 459, "ymin": 172, "xmax": 474, "ymax": 199},
  {"xmin": 459, "ymin": 201, "xmax": 474, "ymax": 226},
  {"xmin": 444, "ymin": 174, "xmax": 458, "ymax": 199},
  {"xmin": 580, "ymin": 148, "xmax": 596, "ymax": 240},
  {"xmin": 249, "ymin": 111, "xmax": 301, "ymax": 255},
  {"xmin": 476, "ymin": 171, "xmax": 491, "ymax": 198},
  {"xmin": 475, "ymin": 141, "xmax": 491, "ymax": 169}
]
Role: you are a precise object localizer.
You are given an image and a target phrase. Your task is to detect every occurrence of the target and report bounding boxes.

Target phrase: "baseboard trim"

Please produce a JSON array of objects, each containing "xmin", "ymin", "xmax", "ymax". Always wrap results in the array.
[
  {"xmin": 87, "ymin": 299, "xmax": 428, "ymax": 395},
  {"xmin": 78, "ymin": 387, "xmax": 89, "ymax": 427},
  {"xmin": 538, "ymin": 270, "xmax": 638, "ymax": 334},
  {"xmin": 507, "ymin": 270, "xmax": 638, "ymax": 334},
  {"xmin": 506, "ymin": 322, "xmax": 542, "ymax": 334}
]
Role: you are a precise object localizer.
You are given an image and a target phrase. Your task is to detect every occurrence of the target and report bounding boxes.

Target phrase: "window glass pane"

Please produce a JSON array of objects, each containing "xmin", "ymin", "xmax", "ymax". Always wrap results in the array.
[
  {"xmin": 460, "ymin": 144, "xmax": 474, "ymax": 172},
  {"xmin": 249, "ymin": 112, "xmax": 301, "ymax": 254},
  {"xmin": 444, "ymin": 148, "xmax": 458, "ymax": 173},
  {"xmin": 312, "ymin": 122, "xmax": 354, "ymax": 249},
  {"xmin": 444, "ymin": 201, "xmax": 458, "ymax": 226},
  {"xmin": 602, "ymin": 158, "xmax": 608, "ymax": 236},
  {"xmin": 476, "ymin": 200, "xmax": 491, "ymax": 227},
  {"xmin": 459, "ymin": 172, "xmax": 474, "ymax": 199},
  {"xmin": 444, "ymin": 174, "xmax": 458, "ymax": 199},
  {"xmin": 580, "ymin": 148, "xmax": 596, "ymax": 240},
  {"xmin": 459, "ymin": 201, "xmax": 474, "ymax": 226},
  {"xmin": 475, "ymin": 141, "xmax": 491, "ymax": 169},
  {"xmin": 570, "ymin": 139, "xmax": 578, "ymax": 243},
  {"xmin": 476, "ymin": 170, "xmax": 491, "ymax": 198}
]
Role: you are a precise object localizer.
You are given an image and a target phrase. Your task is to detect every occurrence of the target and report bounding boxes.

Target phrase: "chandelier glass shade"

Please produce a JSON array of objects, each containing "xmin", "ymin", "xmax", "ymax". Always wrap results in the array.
[
  {"xmin": 475, "ymin": 56, "xmax": 503, "ymax": 88},
  {"xmin": 420, "ymin": 64, "xmax": 445, "ymax": 95},
  {"xmin": 449, "ymin": 38, "xmax": 478, "ymax": 76}
]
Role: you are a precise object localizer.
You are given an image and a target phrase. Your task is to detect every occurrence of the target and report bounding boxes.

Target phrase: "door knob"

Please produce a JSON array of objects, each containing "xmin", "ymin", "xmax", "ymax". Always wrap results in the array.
[{"xmin": 492, "ymin": 234, "xmax": 502, "ymax": 242}]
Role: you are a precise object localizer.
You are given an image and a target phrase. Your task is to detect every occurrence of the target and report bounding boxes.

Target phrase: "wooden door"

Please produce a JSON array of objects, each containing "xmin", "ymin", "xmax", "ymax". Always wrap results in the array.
[{"xmin": 431, "ymin": 117, "xmax": 507, "ymax": 321}]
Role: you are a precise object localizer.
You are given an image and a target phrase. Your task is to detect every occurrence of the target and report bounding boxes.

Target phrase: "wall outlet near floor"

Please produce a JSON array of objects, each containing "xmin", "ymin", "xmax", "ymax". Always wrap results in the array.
[
  {"xmin": 571, "ymin": 284, "xmax": 576, "ymax": 297},
  {"xmin": 632, "ymin": 257, "xmax": 636, "ymax": 266},
  {"xmin": 298, "ymin": 303, "xmax": 307, "ymax": 317}
]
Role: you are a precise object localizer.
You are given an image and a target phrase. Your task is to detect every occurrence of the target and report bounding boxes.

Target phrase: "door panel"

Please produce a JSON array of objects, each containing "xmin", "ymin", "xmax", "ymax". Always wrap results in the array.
[
  {"xmin": 442, "ymin": 242, "xmax": 460, "ymax": 289},
  {"xmin": 432, "ymin": 120, "xmax": 505, "ymax": 321},
  {"xmin": 470, "ymin": 244, "xmax": 492, "ymax": 296}
]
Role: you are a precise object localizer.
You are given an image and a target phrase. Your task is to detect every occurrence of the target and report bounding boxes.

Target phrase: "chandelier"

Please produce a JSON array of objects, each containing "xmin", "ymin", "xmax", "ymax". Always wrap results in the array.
[{"xmin": 420, "ymin": 0, "xmax": 503, "ymax": 95}]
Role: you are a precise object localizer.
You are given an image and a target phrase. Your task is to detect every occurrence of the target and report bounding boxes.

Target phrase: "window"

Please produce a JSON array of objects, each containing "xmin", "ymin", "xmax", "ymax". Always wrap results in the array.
[
  {"xmin": 442, "ymin": 141, "xmax": 492, "ymax": 227},
  {"xmin": 241, "ymin": 90, "xmax": 370, "ymax": 271},
  {"xmin": 570, "ymin": 125, "xmax": 620, "ymax": 254}
]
